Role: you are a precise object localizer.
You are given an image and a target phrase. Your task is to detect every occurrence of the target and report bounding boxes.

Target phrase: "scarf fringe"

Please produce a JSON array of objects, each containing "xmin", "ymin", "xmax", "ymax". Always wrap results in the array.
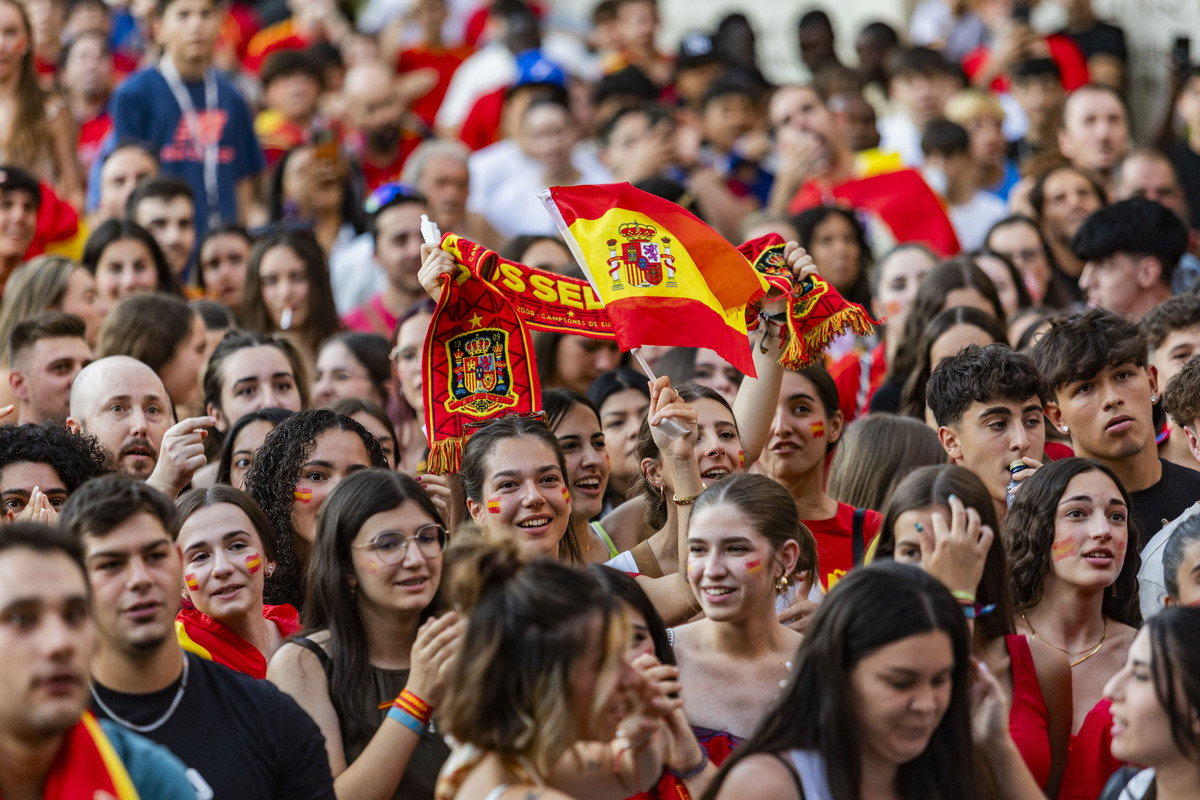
[
  {"xmin": 427, "ymin": 438, "xmax": 463, "ymax": 475},
  {"xmin": 781, "ymin": 304, "xmax": 876, "ymax": 370}
]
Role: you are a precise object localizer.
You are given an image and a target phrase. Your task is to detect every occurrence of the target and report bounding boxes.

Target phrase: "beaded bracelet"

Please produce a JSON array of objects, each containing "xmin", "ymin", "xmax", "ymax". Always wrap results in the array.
[{"xmin": 667, "ymin": 748, "xmax": 709, "ymax": 781}]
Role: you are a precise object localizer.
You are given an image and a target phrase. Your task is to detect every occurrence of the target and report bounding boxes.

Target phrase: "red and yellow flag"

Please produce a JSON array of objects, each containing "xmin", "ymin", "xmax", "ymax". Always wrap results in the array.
[
  {"xmin": 545, "ymin": 183, "xmax": 768, "ymax": 376},
  {"xmin": 42, "ymin": 712, "xmax": 141, "ymax": 800}
]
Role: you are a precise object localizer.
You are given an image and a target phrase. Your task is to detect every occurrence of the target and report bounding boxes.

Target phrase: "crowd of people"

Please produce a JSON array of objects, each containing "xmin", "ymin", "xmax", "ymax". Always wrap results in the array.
[{"xmin": 2, "ymin": 0, "xmax": 1200, "ymax": 798}]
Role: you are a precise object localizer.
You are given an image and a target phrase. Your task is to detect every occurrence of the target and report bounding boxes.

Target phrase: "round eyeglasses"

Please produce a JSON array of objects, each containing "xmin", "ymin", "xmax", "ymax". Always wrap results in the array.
[{"xmin": 353, "ymin": 524, "xmax": 447, "ymax": 564}]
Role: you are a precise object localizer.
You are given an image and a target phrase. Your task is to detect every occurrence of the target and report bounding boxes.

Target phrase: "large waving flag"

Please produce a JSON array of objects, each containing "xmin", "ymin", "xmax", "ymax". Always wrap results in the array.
[{"xmin": 543, "ymin": 183, "xmax": 768, "ymax": 376}]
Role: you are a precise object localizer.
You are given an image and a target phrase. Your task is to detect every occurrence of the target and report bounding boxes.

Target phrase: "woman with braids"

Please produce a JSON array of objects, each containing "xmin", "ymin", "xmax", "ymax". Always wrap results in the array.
[
  {"xmin": 269, "ymin": 469, "xmax": 462, "ymax": 800},
  {"xmin": 702, "ymin": 563, "xmax": 1044, "ymax": 800},
  {"xmin": 1005, "ymin": 457, "xmax": 1142, "ymax": 800},
  {"xmin": 243, "ymin": 409, "xmax": 386, "ymax": 609},
  {"xmin": 1099, "ymin": 607, "xmax": 1200, "ymax": 800},
  {"xmin": 436, "ymin": 541, "xmax": 677, "ymax": 800},
  {"xmin": 871, "ymin": 465, "xmax": 1072, "ymax": 796}
]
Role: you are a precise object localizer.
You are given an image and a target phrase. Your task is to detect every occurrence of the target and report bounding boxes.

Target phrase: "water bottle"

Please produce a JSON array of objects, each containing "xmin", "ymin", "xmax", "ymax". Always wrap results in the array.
[{"xmin": 1006, "ymin": 460, "xmax": 1031, "ymax": 508}]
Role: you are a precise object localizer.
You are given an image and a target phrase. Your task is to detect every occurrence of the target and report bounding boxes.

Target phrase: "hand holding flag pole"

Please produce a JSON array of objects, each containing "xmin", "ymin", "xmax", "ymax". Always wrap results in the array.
[{"xmin": 538, "ymin": 190, "xmax": 689, "ymax": 439}]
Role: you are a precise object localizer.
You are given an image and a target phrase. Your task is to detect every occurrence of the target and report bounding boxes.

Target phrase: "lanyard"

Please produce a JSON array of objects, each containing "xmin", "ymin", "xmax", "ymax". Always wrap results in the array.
[{"xmin": 159, "ymin": 55, "xmax": 221, "ymax": 229}]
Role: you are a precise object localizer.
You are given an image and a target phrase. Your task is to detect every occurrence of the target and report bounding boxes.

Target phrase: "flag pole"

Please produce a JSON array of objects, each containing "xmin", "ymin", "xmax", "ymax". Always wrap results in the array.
[{"xmin": 539, "ymin": 190, "xmax": 688, "ymax": 439}]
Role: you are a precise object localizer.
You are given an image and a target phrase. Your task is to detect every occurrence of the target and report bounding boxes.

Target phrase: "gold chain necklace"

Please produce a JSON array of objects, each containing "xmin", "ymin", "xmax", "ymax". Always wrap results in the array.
[{"xmin": 1021, "ymin": 613, "xmax": 1108, "ymax": 668}]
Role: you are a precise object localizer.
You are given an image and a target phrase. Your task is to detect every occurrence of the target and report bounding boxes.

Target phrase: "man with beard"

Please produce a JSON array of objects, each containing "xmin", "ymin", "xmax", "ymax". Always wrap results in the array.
[
  {"xmin": 66, "ymin": 356, "xmax": 212, "ymax": 500},
  {"xmin": 0, "ymin": 522, "xmax": 196, "ymax": 798},
  {"xmin": 343, "ymin": 60, "xmax": 426, "ymax": 193}
]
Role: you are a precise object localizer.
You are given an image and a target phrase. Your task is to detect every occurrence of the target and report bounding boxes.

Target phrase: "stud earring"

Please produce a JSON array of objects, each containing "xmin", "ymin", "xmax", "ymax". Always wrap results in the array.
[
  {"xmin": 1151, "ymin": 394, "xmax": 1158, "ymax": 403},
  {"xmin": 266, "ymin": 564, "xmax": 275, "ymax": 578},
  {"xmin": 1062, "ymin": 425, "xmax": 1069, "ymax": 433}
]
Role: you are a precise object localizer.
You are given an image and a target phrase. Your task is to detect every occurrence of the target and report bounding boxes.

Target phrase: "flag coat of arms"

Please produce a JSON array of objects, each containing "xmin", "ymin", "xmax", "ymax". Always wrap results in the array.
[{"xmin": 544, "ymin": 183, "xmax": 768, "ymax": 376}]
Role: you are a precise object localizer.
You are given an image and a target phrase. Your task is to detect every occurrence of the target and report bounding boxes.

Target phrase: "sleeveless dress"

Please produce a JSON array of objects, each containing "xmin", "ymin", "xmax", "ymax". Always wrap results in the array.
[
  {"xmin": 1005, "ymin": 634, "xmax": 1053, "ymax": 789},
  {"xmin": 1059, "ymin": 698, "xmax": 1124, "ymax": 800},
  {"xmin": 292, "ymin": 637, "xmax": 451, "ymax": 800}
]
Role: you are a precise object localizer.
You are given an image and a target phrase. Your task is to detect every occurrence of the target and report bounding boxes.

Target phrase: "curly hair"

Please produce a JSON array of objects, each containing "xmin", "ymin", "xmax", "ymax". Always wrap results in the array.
[
  {"xmin": 0, "ymin": 422, "xmax": 108, "ymax": 493},
  {"xmin": 242, "ymin": 409, "xmax": 385, "ymax": 608},
  {"xmin": 1004, "ymin": 457, "xmax": 1142, "ymax": 627}
]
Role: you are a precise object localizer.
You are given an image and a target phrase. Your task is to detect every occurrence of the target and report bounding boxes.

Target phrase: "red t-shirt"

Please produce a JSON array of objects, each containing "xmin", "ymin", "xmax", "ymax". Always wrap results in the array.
[
  {"xmin": 830, "ymin": 342, "xmax": 887, "ymax": 424},
  {"xmin": 79, "ymin": 113, "xmax": 113, "ymax": 178},
  {"xmin": 359, "ymin": 133, "xmax": 423, "ymax": 192},
  {"xmin": 342, "ymin": 293, "xmax": 399, "ymax": 337},
  {"xmin": 804, "ymin": 502, "xmax": 882, "ymax": 592},
  {"xmin": 398, "ymin": 45, "xmax": 470, "ymax": 130},
  {"xmin": 458, "ymin": 86, "xmax": 506, "ymax": 152},
  {"xmin": 962, "ymin": 33, "xmax": 1089, "ymax": 94}
]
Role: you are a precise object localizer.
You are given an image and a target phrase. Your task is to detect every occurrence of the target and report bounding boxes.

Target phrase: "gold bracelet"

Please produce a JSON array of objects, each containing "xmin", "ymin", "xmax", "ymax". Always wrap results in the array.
[{"xmin": 672, "ymin": 492, "xmax": 700, "ymax": 505}]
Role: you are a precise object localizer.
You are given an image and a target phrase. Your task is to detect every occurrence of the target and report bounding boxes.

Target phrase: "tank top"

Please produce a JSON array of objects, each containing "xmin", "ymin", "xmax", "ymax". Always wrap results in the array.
[
  {"xmin": 292, "ymin": 636, "xmax": 451, "ymax": 800},
  {"xmin": 1005, "ymin": 634, "xmax": 1053, "ymax": 788}
]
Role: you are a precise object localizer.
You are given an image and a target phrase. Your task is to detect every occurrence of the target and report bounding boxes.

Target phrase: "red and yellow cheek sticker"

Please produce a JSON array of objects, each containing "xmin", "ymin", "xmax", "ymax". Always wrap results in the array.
[
  {"xmin": 487, "ymin": 499, "xmax": 501, "ymax": 514},
  {"xmin": 185, "ymin": 573, "xmax": 199, "ymax": 592},
  {"xmin": 746, "ymin": 558, "xmax": 765, "ymax": 575},
  {"xmin": 245, "ymin": 553, "xmax": 262, "ymax": 574},
  {"xmin": 810, "ymin": 422, "xmax": 825, "ymax": 438},
  {"xmin": 293, "ymin": 489, "xmax": 313, "ymax": 504},
  {"xmin": 561, "ymin": 487, "xmax": 571, "ymax": 504},
  {"xmin": 1052, "ymin": 540, "xmax": 1078, "ymax": 562}
]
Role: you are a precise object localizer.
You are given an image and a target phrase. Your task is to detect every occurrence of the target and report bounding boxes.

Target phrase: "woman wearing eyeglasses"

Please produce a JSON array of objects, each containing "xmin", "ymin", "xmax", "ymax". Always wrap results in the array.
[{"xmin": 268, "ymin": 469, "xmax": 464, "ymax": 800}]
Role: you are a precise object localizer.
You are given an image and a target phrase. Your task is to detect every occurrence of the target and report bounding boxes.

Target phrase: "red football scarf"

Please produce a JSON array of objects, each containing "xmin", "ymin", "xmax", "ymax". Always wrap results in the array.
[
  {"xmin": 36, "ymin": 712, "xmax": 141, "ymax": 800},
  {"xmin": 176, "ymin": 604, "xmax": 301, "ymax": 680},
  {"xmin": 441, "ymin": 233, "xmax": 616, "ymax": 340},
  {"xmin": 423, "ymin": 258, "xmax": 541, "ymax": 473},
  {"xmin": 738, "ymin": 234, "xmax": 877, "ymax": 369}
]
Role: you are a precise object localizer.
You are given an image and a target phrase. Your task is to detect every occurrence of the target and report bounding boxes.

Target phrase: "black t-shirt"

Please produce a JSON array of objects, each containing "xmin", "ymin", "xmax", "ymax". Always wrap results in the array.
[
  {"xmin": 1130, "ymin": 459, "xmax": 1200, "ymax": 550},
  {"xmin": 1168, "ymin": 143, "xmax": 1200, "ymax": 230},
  {"xmin": 1062, "ymin": 22, "xmax": 1128, "ymax": 62},
  {"xmin": 92, "ymin": 652, "xmax": 336, "ymax": 800}
]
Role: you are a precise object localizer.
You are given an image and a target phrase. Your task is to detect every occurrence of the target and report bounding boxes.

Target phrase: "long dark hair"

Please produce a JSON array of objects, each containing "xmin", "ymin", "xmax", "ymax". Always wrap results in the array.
[
  {"xmin": 242, "ymin": 409, "xmax": 386, "ymax": 608},
  {"xmin": 304, "ymin": 469, "xmax": 444, "ymax": 746},
  {"xmin": 82, "ymin": 219, "xmax": 182, "ymax": 297},
  {"xmin": 1004, "ymin": 457, "xmax": 1142, "ymax": 627},
  {"xmin": 459, "ymin": 416, "xmax": 582, "ymax": 563},
  {"xmin": 793, "ymin": 204, "xmax": 873, "ymax": 308},
  {"xmin": 216, "ymin": 407, "xmax": 296, "ymax": 485},
  {"xmin": 702, "ymin": 562, "xmax": 977, "ymax": 800},
  {"xmin": 1143, "ymin": 607, "xmax": 1200, "ymax": 762},
  {"xmin": 242, "ymin": 231, "xmax": 342, "ymax": 349},
  {"xmin": 899, "ymin": 306, "xmax": 1006, "ymax": 419},
  {"xmin": 887, "ymin": 260, "xmax": 1003, "ymax": 383},
  {"xmin": 875, "ymin": 465, "xmax": 1014, "ymax": 641}
]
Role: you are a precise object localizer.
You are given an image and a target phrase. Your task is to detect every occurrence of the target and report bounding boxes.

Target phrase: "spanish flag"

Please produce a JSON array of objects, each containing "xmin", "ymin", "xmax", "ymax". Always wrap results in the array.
[
  {"xmin": 42, "ymin": 712, "xmax": 141, "ymax": 799},
  {"xmin": 543, "ymin": 183, "xmax": 768, "ymax": 376}
]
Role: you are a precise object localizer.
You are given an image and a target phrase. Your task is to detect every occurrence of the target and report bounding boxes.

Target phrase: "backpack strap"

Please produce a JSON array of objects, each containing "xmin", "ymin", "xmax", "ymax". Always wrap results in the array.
[{"xmin": 851, "ymin": 507, "xmax": 867, "ymax": 567}]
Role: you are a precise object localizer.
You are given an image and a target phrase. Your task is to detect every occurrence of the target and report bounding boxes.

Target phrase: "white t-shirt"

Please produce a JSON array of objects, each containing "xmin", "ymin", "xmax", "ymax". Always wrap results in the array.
[{"xmin": 949, "ymin": 190, "xmax": 1008, "ymax": 252}]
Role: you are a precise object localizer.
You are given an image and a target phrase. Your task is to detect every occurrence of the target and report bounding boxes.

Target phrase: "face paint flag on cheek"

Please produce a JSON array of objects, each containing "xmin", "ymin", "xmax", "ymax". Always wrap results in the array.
[
  {"xmin": 561, "ymin": 486, "xmax": 571, "ymax": 504},
  {"xmin": 810, "ymin": 421, "xmax": 825, "ymax": 438},
  {"xmin": 487, "ymin": 499, "xmax": 501, "ymax": 514},
  {"xmin": 293, "ymin": 489, "xmax": 313, "ymax": 503},
  {"xmin": 245, "ymin": 554, "xmax": 262, "ymax": 574},
  {"xmin": 746, "ymin": 559, "xmax": 764, "ymax": 574},
  {"xmin": 738, "ymin": 450, "xmax": 745, "ymax": 469},
  {"xmin": 185, "ymin": 573, "xmax": 199, "ymax": 592},
  {"xmin": 1052, "ymin": 540, "xmax": 1078, "ymax": 562}
]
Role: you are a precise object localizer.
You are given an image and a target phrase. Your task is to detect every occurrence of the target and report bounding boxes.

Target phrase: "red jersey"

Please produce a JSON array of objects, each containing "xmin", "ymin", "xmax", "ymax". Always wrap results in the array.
[
  {"xmin": 804, "ymin": 502, "xmax": 882, "ymax": 592},
  {"xmin": 830, "ymin": 342, "xmax": 887, "ymax": 423},
  {"xmin": 398, "ymin": 45, "xmax": 470, "ymax": 130},
  {"xmin": 358, "ymin": 133, "xmax": 423, "ymax": 192},
  {"xmin": 79, "ymin": 112, "xmax": 113, "ymax": 178}
]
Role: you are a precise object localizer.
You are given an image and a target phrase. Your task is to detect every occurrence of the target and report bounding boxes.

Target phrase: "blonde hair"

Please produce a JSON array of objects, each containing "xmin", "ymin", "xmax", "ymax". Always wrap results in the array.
[
  {"xmin": 0, "ymin": 255, "xmax": 80, "ymax": 366},
  {"xmin": 944, "ymin": 88, "xmax": 1005, "ymax": 125}
]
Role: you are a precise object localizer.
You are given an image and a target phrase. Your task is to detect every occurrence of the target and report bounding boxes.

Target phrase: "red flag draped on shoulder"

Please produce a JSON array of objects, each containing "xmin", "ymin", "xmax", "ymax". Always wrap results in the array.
[
  {"xmin": 42, "ymin": 712, "xmax": 142, "ymax": 799},
  {"xmin": 544, "ymin": 183, "xmax": 767, "ymax": 376},
  {"xmin": 422, "ymin": 259, "xmax": 541, "ymax": 474}
]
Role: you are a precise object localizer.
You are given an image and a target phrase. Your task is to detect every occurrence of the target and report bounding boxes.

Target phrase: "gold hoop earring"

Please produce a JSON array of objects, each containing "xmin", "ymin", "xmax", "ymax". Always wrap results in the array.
[{"xmin": 776, "ymin": 574, "xmax": 789, "ymax": 595}]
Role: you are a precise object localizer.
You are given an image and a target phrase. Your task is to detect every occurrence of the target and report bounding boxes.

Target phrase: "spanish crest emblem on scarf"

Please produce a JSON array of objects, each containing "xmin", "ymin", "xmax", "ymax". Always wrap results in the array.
[{"xmin": 445, "ymin": 329, "xmax": 517, "ymax": 417}]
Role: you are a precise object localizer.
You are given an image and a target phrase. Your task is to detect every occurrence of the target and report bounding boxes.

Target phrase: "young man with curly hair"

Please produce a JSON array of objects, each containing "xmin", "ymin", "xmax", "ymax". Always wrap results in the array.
[{"xmin": 0, "ymin": 421, "xmax": 107, "ymax": 521}]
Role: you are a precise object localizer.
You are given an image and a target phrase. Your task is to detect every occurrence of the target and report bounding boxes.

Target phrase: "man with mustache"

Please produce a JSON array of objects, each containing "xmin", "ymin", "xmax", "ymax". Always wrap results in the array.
[{"xmin": 66, "ymin": 356, "xmax": 213, "ymax": 499}]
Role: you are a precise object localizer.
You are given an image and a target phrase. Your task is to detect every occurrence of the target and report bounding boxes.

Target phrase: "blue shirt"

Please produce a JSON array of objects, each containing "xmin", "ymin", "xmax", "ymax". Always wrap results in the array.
[
  {"xmin": 108, "ymin": 67, "xmax": 265, "ymax": 236},
  {"xmin": 100, "ymin": 719, "xmax": 201, "ymax": 799}
]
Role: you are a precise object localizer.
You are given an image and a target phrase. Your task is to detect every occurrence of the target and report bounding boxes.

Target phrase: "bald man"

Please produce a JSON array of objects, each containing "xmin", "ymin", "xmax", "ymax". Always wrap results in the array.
[
  {"xmin": 344, "ymin": 60, "xmax": 424, "ymax": 191},
  {"xmin": 65, "ymin": 356, "xmax": 212, "ymax": 498}
]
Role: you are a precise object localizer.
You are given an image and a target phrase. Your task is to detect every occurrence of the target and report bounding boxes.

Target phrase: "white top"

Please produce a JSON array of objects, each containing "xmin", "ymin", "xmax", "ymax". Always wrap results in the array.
[
  {"xmin": 878, "ymin": 113, "xmax": 924, "ymax": 168},
  {"xmin": 329, "ymin": 232, "xmax": 387, "ymax": 316},
  {"xmin": 786, "ymin": 749, "xmax": 834, "ymax": 800},
  {"xmin": 949, "ymin": 190, "xmax": 1008, "ymax": 252},
  {"xmin": 1138, "ymin": 501, "xmax": 1200, "ymax": 620},
  {"xmin": 469, "ymin": 146, "xmax": 612, "ymax": 238}
]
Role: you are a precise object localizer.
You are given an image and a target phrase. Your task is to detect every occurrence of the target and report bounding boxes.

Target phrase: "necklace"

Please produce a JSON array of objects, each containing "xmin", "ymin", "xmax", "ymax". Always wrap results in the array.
[
  {"xmin": 1021, "ymin": 613, "xmax": 1108, "ymax": 668},
  {"xmin": 91, "ymin": 655, "xmax": 190, "ymax": 733}
]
